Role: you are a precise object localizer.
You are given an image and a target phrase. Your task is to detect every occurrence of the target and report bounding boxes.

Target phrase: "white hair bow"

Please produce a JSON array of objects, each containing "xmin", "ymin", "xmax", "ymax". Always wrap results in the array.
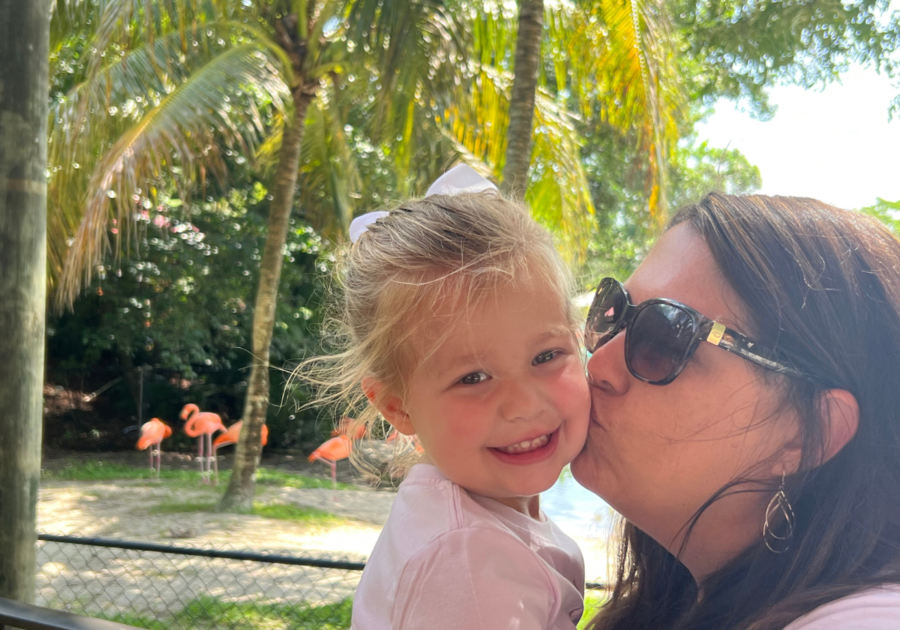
[
  {"xmin": 349, "ymin": 211, "xmax": 389, "ymax": 243},
  {"xmin": 349, "ymin": 164, "xmax": 497, "ymax": 243},
  {"xmin": 425, "ymin": 163, "xmax": 498, "ymax": 197}
]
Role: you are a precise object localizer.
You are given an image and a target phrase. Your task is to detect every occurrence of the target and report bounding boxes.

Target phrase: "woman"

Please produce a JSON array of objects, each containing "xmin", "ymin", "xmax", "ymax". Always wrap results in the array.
[{"xmin": 572, "ymin": 192, "xmax": 900, "ymax": 629}]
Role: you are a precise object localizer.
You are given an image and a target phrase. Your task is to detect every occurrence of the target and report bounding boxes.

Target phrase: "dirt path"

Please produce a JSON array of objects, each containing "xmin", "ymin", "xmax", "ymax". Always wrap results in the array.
[
  {"xmin": 39, "ymin": 480, "xmax": 391, "ymax": 557},
  {"xmin": 37, "ymin": 479, "xmax": 389, "ymax": 619}
]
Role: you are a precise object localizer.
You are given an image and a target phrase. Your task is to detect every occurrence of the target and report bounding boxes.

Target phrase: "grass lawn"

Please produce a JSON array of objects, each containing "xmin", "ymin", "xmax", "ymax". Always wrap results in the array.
[
  {"xmin": 153, "ymin": 499, "xmax": 350, "ymax": 525},
  {"xmin": 87, "ymin": 591, "xmax": 601, "ymax": 629},
  {"xmin": 42, "ymin": 460, "xmax": 354, "ymax": 490},
  {"xmin": 579, "ymin": 590, "xmax": 609, "ymax": 629},
  {"xmin": 87, "ymin": 596, "xmax": 353, "ymax": 629}
]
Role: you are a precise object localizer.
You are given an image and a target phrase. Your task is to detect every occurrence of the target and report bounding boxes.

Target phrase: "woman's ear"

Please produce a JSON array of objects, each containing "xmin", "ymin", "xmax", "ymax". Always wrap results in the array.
[
  {"xmin": 772, "ymin": 388, "xmax": 859, "ymax": 477},
  {"xmin": 818, "ymin": 388, "xmax": 859, "ymax": 464},
  {"xmin": 361, "ymin": 377, "xmax": 416, "ymax": 435}
]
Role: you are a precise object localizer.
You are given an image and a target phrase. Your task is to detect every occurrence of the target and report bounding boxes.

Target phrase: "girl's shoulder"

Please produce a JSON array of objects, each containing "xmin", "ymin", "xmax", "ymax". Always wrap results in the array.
[{"xmin": 783, "ymin": 584, "xmax": 900, "ymax": 630}]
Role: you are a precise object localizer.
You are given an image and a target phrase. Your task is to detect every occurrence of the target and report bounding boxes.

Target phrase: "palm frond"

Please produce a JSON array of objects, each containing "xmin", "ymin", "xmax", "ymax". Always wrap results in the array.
[
  {"xmin": 53, "ymin": 42, "xmax": 289, "ymax": 310},
  {"xmin": 527, "ymin": 92, "xmax": 596, "ymax": 263},
  {"xmin": 345, "ymin": 0, "xmax": 469, "ymax": 182},
  {"xmin": 296, "ymin": 90, "xmax": 361, "ymax": 238},
  {"xmin": 548, "ymin": 0, "xmax": 684, "ymax": 221},
  {"xmin": 438, "ymin": 63, "xmax": 595, "ymax": 262}
]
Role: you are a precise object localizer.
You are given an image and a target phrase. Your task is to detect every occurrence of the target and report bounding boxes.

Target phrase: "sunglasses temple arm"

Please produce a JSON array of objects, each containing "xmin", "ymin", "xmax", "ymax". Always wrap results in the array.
[{"xmin": 710, "ymin": 326, "xmax": 808, "ymax": 379}]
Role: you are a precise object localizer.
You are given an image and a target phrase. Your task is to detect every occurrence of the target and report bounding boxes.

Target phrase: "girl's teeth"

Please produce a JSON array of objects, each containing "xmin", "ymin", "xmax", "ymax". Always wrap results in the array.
[{"xmin": 496, "ymin": 434, "xmax": 550, "ymax": 454}]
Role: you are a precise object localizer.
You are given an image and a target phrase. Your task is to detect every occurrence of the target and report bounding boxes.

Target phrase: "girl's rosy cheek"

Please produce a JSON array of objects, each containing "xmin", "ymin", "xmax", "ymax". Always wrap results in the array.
[{"xmin": 444, "ymin": 402, "xmax": 490, "ymax": 439}]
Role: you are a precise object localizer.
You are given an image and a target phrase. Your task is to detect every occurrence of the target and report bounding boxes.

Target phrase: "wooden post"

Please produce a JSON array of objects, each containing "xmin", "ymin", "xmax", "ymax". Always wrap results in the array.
[{"xmin": 0, "ymin": 0, "xmax": 50, "ymax": 607}]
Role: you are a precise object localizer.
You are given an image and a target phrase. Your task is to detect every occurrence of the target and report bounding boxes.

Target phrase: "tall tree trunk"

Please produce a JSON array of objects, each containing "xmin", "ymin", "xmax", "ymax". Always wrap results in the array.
[
  {"xmin": 500, "ymin": 0, "xmax": 544, "ymax": 199},
  {"xmin": 0, "ymin": 0, "xmax": 49, "ymax": 604},
  {"xmin": 219, "ymin": 88, "xmax": 315, "ymax": 512}
]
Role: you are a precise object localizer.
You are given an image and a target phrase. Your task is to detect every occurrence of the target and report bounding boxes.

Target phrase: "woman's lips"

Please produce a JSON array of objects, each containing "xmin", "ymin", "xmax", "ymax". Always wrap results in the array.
[{"xmin": 489, "ymin": 428, "xmax": 559, "ymax": 465}]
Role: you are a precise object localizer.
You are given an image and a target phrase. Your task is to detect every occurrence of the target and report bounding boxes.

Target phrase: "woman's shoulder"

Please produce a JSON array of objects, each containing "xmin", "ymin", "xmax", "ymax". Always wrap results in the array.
[{"xmin": 783, "ymin": 584, "xmax": 900, "ymax": 630}]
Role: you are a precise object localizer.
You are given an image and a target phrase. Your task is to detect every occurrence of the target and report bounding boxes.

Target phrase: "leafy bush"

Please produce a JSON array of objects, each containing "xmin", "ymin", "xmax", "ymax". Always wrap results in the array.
[{"xmin": 46, "ymin": 176, "xmax": 333, "ymax": 450}]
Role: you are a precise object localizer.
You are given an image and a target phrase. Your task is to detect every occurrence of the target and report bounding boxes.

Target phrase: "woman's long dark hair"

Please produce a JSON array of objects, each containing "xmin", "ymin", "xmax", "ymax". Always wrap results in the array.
[{"xmin": 588, "ymin": 193, "xmax": 900, "ymax": 630}]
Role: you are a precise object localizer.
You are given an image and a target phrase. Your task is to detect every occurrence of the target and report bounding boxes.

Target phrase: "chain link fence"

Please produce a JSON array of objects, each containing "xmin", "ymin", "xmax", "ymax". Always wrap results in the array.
[{"xmin": 36, "ymin": 534, "xmax": 363, "ymax": 629}]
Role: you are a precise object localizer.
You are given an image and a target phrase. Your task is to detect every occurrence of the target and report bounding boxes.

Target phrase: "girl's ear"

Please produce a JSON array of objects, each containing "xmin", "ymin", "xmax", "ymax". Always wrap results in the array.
[{"xmin": 361, "ymin": 376, "xmax": 416, "ymax": 435}]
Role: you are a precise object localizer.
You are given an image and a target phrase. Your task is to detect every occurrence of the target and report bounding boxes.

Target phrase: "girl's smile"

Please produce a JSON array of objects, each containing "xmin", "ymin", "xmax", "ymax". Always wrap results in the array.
[
  {"xmin": 490, "ymin": 428, "xmax": 558, "ymax": 464},
  {"xmin": 368, "ymin": 277, "xmax": 591, "ymax": 512}
]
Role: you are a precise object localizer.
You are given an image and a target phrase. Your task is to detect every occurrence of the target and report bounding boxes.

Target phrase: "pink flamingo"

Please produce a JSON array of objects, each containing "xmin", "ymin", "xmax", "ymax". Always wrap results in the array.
[
  {"xmin": 308, "ymin": 435, "xmax": 352, "ymax": 489},
  {"xmin": 136, "ymin": 418, "xmax": 172, "ymax": 478},
  {"xmin": 332, "ymin": 417, "xmax": 367, "ymax": 440},
  {"xmin": 385, "ymin": 428, "xmax": 424, "ymax": 454},
  {"xmin": 181, "ymin": 404, "xmax": 225, "ymax": 484},
  {"xmin": 211, "ymin": 420, "xmax": 268, "ymax": 485}
]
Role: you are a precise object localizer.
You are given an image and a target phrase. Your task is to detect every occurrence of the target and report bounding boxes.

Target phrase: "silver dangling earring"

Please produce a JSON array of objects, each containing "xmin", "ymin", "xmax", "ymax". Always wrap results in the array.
[{"xmin": 763, "ymin": 469, "xmax": 795, "ymax": 553}]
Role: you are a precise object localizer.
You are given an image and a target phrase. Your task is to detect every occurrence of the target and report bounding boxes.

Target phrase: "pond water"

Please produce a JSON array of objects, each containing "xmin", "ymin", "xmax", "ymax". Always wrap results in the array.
[{"xmin": 540, "ymin": 467, "xmax": 618, "ymax": 539}]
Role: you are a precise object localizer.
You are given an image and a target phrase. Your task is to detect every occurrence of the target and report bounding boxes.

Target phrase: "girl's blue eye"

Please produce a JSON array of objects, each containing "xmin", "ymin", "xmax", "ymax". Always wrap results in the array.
[
  {"xmin": 460, "ymin": 371, "xmax": 489, "ymax": 385},
  {"xmin": 534, "ymin": 350, "xmax": 558, "ymax": 365}
]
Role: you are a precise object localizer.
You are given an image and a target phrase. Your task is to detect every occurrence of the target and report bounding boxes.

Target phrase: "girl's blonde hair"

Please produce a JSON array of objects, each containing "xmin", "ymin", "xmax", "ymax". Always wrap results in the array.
[{"xmin": 297, "ymin": 190, "xmax": 577, "ymax": 474}]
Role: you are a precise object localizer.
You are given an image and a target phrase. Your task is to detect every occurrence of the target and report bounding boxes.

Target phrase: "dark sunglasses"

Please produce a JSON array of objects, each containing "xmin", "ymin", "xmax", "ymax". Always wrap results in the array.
[{"xmin": 584, "ymin": 277, "xmax": 807, "ymax": 385}]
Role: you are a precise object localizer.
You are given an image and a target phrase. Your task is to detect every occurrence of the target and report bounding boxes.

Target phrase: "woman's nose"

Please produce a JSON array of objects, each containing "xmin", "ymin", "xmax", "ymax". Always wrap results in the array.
[{"xmin": 586, "ymin": 331, "xmax": 630, "ymax": 394}]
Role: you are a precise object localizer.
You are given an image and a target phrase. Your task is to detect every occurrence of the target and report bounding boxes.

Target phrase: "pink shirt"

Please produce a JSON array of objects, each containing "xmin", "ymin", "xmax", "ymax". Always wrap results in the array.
[
  {"xmin": 351, "ymin": 464, "xmax": 585, "ymax": 630},
  {"xmin": 783, "ymin": 585, "xmax": 900, "ymax": 629}
]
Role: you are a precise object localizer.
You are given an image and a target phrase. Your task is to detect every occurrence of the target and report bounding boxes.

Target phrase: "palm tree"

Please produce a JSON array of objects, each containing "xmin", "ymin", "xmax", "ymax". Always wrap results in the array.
[
  {"xmin": 0, "ymin": 0, "xmax": 50, "ymax": 602},
  {"xmin": 501, "ymin": 0, "xmax": 543, "ymax": 199},
  {"xmin": 491, "ymin": 0, "xmax": 684, "ymax": 236}
]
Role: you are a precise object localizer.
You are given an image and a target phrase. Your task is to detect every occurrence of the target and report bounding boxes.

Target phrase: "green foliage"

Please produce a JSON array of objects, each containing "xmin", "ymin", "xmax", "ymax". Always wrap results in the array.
[
  {"xmin": 152, "ymin": 500, "xmax": 346, "ymax": 524},
  {"xmin": 579, "ymin": 124, "xmax": 761, "ymax": 285},
  {"xmin": 667, "ymin": 140, "xmax": 762, "ymax": 211},
  {"xmin": 673, "ymin": 0, "xmax": 900, "ymax": 115},
  {"xmin": 46, "ymin": 171, "xmax": 331, "ymax": 448},
  {"xmin": 251, "ymin": 503, "xmax": 347, "ymax": 524},
  {"xmin": 861, "ymin": 198, "xmax": 900, "ymax": 234},
  {"xmin": 578, "ymin": 590, "xmax": 609, "ymax": 629}
]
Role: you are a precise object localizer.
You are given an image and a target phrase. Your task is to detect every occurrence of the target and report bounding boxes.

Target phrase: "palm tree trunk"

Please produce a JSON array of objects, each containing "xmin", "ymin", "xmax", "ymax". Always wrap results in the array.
[
  {"xmin": 0, "ymin": 0, "xmax": 49, "ymax": 603},
  {"xmin": 219, "ymin": 88, "xmax": 315, "ymax": 512},
  {"xmin": 500, "ymin": 0, "xmax": 544, "ymax": 199}
]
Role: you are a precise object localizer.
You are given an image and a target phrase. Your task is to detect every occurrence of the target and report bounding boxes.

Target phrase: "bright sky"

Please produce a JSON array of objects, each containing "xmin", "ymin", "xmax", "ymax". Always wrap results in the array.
[{"xmin": 696, "ymin": 64, "xmax": 900, "ymax": 210}]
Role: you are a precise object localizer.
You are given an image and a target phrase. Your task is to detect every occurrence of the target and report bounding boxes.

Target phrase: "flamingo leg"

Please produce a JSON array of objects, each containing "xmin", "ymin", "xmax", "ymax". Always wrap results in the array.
[
  {"xmin": 330, "ymin": 460, "xmax": 337, "ymax": 491},
  {"xmin": 209, "ymin": 433, "xmax": 216, "ymax": 484},
  {"xmin": 156, "ymin": 444, "xmax": 162, "ymax": 478},
  {"xmin": 211, "ymin": 443, "xmax": 219, "ymax": 486},
  {"xmin": 197, "ymin": 436, "xmax": 206, "ymax": 484},
  {"xmin": 204, "ymin": 433, "xmax": 212, "ymax": 484}
]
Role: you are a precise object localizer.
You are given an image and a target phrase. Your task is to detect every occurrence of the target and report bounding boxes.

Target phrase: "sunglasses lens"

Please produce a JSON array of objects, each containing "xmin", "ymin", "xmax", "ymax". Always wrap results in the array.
[
  {"xmin": 628, "ymin": 304, "xmax": 696, "ymax": 383},
  {"xmin": 586, "ymin": 280, "xmax": 626, "ymax": 351}
]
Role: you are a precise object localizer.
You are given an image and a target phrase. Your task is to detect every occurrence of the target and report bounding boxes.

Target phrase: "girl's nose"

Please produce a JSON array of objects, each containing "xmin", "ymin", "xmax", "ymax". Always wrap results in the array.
[{"xmin": 498, "ymin": 375, "xmax": 549, "ymax": 422}]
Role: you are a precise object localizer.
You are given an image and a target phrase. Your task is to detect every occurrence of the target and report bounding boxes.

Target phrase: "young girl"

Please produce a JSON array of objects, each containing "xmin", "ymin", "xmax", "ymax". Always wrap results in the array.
[{"xmin": 304, "ymin": 165, "xmax": 590, "ymax": 629}]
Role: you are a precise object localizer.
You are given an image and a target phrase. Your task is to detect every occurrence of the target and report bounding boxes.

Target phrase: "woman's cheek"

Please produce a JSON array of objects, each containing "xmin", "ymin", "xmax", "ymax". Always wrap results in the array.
[{"xmin": 558, "ymin": 364, "xmax": 591, "ymax": 416}]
